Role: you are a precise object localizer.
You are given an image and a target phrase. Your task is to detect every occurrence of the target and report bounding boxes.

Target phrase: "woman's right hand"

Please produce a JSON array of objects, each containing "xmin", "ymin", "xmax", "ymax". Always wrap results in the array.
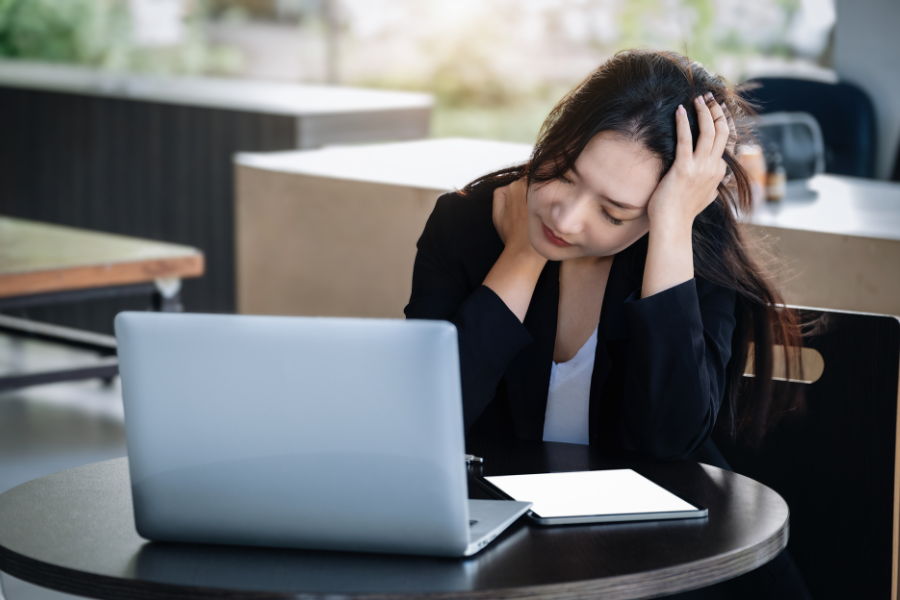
[
  {"xmin": 492, "ymin": 177, "xmax": 535, "ymax": 256},
  {"xmin": 485, "ymin": 177, "xmax": 547, "ymax": 322}
]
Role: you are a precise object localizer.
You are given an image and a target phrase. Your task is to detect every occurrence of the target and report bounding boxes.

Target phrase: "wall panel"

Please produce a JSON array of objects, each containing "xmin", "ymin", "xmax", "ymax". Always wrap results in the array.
[{"xmin": 0, "ymin": 86, "xmax": 297, "ymax": 333}]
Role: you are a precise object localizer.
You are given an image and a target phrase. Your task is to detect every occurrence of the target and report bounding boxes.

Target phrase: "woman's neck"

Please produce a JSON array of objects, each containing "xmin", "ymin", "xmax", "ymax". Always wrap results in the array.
[{"xmin": 563, "ymin": 255, "xmax": 614, "ymax": 272}]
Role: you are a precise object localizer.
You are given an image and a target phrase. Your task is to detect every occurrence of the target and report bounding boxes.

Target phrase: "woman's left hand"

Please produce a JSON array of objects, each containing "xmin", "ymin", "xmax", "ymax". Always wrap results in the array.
[
  {"xmin": 647, "ymin": 93, "xmax": 732, "ymax": 230},
  {"xmin": 640, "ymin": 94, "xmax": 733, "ymax": 298}
]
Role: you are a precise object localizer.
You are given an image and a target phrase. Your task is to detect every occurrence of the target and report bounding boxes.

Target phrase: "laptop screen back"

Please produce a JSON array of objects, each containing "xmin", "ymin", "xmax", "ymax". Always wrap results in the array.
[{"xmin": 115, "ymin": 312, "xmax": 470, "ymax": 556}]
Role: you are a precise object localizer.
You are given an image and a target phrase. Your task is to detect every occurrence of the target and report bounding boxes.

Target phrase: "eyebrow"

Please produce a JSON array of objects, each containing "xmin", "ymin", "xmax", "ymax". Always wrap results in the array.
[
  {"xmin": 570, "ymin": 165, "xmax": 643, "ymax": 211},
  {"xmin": 604, "ymin": 197, "xmax": 642, "ymax": 211}
]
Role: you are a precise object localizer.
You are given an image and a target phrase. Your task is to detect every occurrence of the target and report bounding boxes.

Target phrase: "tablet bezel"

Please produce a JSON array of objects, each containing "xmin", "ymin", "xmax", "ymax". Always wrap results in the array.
[{"xmin": 474, "ymin": 470, "xmax": 709, "ymax": 526}]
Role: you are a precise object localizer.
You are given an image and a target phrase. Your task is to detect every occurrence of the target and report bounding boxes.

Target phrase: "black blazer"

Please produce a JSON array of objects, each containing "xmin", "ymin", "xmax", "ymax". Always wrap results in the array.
[{"xmin": 404, "ymin": 189, "xmax": 737, "ymax": 470}]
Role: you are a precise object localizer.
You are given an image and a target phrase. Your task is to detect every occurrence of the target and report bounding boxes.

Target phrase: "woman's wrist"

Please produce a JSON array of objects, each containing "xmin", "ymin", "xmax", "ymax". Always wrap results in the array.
[
  {"xmin": 648, "ymin": 215, "xmax": 694, "ymax": 246},
  {"xmin": 642, "ymin": 218, "xmax": 695, "ymax": 299},
  {"xmin": 503, "ymin": 242, "xmax": 548, "ymax": 269},
  {"xmin": 647, "ymin": 201, "xmax": 696, "ymax": 234},
  {"xmin": 483, "ymin": 244, "xmax": 548, "ymax": 322}
]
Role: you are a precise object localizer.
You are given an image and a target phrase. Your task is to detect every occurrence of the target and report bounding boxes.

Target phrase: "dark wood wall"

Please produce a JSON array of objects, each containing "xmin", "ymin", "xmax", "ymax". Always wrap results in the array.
[{"xmin": 0, "ymin": 86, "xmax": 297, "ymax": 333}]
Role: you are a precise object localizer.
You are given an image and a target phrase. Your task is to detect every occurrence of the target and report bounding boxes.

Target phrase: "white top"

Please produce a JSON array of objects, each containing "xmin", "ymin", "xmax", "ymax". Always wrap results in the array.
[
  {"xmin": 236, "ymin": 138, "xmax": 534, "ymax": 192},
  {"xmin": 0, "ymin": 59, "xmax": 432, "ymax": 116},
  {"xmin": 542, "ymin": 326, "xmax": 599, "ymax": 445}
]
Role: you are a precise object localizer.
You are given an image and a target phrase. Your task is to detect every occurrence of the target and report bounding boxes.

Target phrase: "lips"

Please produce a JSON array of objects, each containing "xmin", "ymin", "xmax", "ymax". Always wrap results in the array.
[{"xmin": 542, "ymin": 222, "xmax": 573, "ymax": 247}]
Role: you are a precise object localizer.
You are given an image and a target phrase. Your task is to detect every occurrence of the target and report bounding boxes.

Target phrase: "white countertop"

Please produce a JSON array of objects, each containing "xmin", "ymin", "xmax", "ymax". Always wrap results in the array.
[
  {"xmin": 749, "ymin": 175, "xmax": 900, "ymax": 241},
  {"xmin": 0, "ymin": 60, "xmax": 432, "ymax": 116},
  {"xmin": 236, "ymin": 138, "xmax": 534, "ymax": 191}
]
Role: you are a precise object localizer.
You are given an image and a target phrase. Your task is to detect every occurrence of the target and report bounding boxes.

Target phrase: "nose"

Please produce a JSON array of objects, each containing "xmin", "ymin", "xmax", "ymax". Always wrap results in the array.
[{"xmin": 550, "ymin": 192, "xmax": 591, "ymax": 236}]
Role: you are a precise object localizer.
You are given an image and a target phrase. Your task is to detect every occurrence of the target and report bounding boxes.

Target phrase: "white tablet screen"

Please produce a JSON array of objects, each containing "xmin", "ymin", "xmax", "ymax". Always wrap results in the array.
[{"xmin": 485, "ymin": 469, "xmax": 697, "ymax": 518}]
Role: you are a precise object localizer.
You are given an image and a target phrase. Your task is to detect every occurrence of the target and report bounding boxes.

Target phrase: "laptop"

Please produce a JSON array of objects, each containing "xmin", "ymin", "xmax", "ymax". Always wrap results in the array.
[{"xmin": 114, "ymin": 312, "xmax": 531, "ymax": 557}]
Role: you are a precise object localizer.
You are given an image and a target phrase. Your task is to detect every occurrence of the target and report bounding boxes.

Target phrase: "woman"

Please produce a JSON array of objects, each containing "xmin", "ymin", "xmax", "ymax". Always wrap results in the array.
[{"xmin": 405, "ymin": 50, "xmax": 808, "ymax": 598}]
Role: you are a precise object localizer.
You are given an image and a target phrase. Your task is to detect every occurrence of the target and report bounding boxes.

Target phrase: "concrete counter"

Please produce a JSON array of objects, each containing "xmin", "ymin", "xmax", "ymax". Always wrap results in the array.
[
  {"xmin": 747, "ymin": 175, "xmax": 900, "ymax": 315},
  {"xmin": 235, "ymin": 138, "xmax": 532, "ymax": 318}
]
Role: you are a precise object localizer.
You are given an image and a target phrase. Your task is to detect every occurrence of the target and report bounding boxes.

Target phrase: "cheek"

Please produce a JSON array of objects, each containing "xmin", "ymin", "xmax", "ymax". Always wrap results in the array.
[
  {"xmin": 526, "ymin": 186, "xmax": 549, "ymax": 215},
  {"xmin": 584, "ymin": 218, "xmax": 650, "ymax": 254}
]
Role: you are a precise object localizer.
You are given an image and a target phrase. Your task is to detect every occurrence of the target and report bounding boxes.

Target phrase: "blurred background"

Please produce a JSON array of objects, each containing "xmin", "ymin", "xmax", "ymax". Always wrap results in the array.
[
  {"xmin": 1, "ymin": 2, "xmax": 900, "ymax": 598},
  {"xmin": 0, "ymin": 0, "xmax": 838, "ymax": 142}
]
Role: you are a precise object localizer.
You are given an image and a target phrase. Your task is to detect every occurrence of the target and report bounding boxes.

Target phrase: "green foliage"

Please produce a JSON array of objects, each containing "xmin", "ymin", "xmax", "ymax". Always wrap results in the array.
[
  {"xmin": 0, "ymin": 0, "xmax": 242, "ymax": 75},
  {"xmin": 424, "ymin": 0, "xmax": 810, "ymax": 142},
  {"xmin": 614, "ymin": 0, "xmax": 801, "ymax": 68},
  {"xmin": 431, "ymin": 101, "xmax": 558, "ymax": 143},
  {"xmin": 0, "ymin": 0, "xmax": 128, "ymax": 65}
]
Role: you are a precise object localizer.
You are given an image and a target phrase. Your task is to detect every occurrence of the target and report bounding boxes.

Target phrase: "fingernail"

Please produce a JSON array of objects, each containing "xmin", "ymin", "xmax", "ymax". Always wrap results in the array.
[
  {"xmin": 695, "ymin": 96, "xmax": 703, "ymax": 104},
  {"xmin": 677, "ymin": 104, "xmax": 685, "ymax": 115},
  {"xmin": 705, "ymin": 92, "xmax": 714, "ymax": 101},
  {"xmin": 721, "ymin": 102, "xmax": 726, "ymax": 110}
]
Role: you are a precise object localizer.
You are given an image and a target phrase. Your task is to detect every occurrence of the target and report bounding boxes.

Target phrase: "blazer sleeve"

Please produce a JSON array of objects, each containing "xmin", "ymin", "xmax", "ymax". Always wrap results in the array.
[
  {"xmin": 619, "ymin": 278, "xmax": 737, "ymax": 460},
  {"xmin": 404, "ymin": 194, "xmax": 534, "ymax": 431}
]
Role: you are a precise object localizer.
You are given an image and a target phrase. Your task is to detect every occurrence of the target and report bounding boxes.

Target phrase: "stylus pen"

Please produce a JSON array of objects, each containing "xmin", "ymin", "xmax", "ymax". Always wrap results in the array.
[{"xmin": 465, "ymin": 454, "xmax": 483, "ymax": 464}]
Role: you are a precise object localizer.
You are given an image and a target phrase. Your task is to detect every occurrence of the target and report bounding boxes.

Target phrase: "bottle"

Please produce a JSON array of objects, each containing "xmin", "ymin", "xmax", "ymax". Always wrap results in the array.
[
  {"xmin": 766, "ymin": 150, "xmax": 786, "ymax": 202},
  {"xmin": 737, "ymin": 144, "xmax": 766, "ymax": 205}
]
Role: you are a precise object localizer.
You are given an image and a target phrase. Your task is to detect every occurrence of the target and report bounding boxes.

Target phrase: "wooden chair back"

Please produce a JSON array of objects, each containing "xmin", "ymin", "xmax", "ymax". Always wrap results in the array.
[{"xmin": 718, "ymin": 308, "xmax": 900, "ymax": 599}]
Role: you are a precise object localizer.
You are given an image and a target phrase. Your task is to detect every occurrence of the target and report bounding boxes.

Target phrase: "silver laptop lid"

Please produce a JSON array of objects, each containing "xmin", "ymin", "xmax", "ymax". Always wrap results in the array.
[{"xmin": 115, "ymin": 312, "xmax": 470, "ymax": 556}]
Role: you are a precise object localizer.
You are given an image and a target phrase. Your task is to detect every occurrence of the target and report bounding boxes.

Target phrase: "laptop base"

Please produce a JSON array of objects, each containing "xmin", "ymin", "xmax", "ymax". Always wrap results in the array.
[{"xmin": 465, "ymin": 499, "xmax": 532, "ymax": 556}]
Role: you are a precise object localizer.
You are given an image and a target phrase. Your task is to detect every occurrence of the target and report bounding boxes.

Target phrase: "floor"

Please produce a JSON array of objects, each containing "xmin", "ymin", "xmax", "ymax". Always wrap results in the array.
[{"xmin": 0, "ymin": 333, "xmax": 127, "ymax": 600}]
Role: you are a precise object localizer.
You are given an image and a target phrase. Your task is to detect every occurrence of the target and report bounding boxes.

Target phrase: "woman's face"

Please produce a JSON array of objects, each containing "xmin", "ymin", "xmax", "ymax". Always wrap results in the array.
[{"xmin": 527, "ymin": 130, "xmax": 661, "ymax": 261}]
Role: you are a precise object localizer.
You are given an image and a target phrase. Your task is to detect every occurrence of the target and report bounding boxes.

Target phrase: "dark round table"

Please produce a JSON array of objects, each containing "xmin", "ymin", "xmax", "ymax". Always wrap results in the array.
[{"xmin": 0, "ymin": 440, "xmax": 788, "ymax": 600}]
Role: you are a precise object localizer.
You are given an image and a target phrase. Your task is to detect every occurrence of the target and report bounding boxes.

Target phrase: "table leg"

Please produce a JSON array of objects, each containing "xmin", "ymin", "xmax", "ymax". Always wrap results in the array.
[
  {"xmin": 0, "ymin": 279, "xmax": 184, "ymax": 392},
  {"xmin": 152, "ymin": 278, "xmax": 183, "ymax": 313},
  {"xmin": 0, "ymin": 315, "xmax": 118, "ymax": 393}
]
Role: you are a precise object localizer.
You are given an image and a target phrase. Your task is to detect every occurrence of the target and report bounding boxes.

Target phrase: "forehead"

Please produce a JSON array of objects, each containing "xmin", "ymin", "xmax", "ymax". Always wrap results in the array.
[{"xmin": 573, "ymin": 131, "xmax": 661, "ymax": 209}]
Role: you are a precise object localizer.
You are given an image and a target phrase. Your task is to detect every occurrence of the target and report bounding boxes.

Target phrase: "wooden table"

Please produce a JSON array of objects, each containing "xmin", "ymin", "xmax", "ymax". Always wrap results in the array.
[
  {"xmin": 0, "ymin": 216, "xmax": 204, "ymax": 390},
  {"xmin": 747, "ymin": 174, "xmax": 900, "ymax": 316},
  {"xmin": 0, "ymin": 440, "xmax": 789, "ymax": 600},
  {"xmin": 0, "ymin": 216, "xmax": 203, "ymax": 303}
]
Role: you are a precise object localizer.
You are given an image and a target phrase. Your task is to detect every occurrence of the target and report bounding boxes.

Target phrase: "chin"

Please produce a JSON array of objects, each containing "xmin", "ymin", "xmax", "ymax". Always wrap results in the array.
[{"xmin": 530, "ymin": 236, "xmax": 581, "ymax": 261}]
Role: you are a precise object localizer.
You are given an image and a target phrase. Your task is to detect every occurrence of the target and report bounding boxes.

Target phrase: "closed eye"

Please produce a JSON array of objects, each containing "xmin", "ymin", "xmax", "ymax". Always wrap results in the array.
[
  {"xmin": 559, "ymin": 174, "xmax": 573, "ymax": 184},
  {"xmin": 602, "ymin": 208, "xmax": 623, "ymax": 226}
]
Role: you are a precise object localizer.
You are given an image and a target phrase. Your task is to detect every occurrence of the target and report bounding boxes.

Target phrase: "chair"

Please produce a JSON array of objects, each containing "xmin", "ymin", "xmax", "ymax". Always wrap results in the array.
[
  {"xmin": 744, "ymin": 78, "xmax": 878, "ymax": 178},
  {"xmin": 752, "ymin": 111, "xmax": 826, "ymax": 180},
  {"xmin": 717, "ymin": 308, "xmax": 900, "ymax": 599}
]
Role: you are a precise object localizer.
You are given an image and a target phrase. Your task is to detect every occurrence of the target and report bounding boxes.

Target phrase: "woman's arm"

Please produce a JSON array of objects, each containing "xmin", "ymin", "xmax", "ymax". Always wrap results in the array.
[
  {"xmin": 482, "ymin": 178, "xmax": 548, "ymax": 321},
  {"xmin": 405, "ymin": 189, "xmax": 538, "ymax": 431},
  {"xmin": 620, "ymin": 277, "xmax": 736, "ymax": 460},
  {"xmin": 642, "ymin": 93, "xmax": 731, "ymax": 298},
  {"xmin": 622, "ymin": 94, "xmax": 737, "ymax": 459}
]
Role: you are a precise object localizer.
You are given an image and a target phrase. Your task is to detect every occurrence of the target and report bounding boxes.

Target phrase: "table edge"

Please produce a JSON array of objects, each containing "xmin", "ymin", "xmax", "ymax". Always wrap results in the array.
[
  {"xmin": 0, "ymin": 254, "xmax": 205, "ymax": 299},
  {"xmin": 0, "ymin": 458, "xmax": 790, "ymax": 600}
]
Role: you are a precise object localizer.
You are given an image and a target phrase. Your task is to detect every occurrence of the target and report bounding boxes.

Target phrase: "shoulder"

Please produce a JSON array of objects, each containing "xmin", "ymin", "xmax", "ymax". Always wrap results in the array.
[
  {"xmin": 425, "ymin": 189, "xmax": 494, "ymax": 239},
  {"xmin": 419, "ymin": 189, "xmax": 504, "ymax": 269}
]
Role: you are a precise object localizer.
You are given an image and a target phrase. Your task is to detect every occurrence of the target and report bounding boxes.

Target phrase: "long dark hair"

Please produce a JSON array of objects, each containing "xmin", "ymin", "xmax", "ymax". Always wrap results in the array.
[{"xmin": 461, "ymin": 49, "xmax": 802, "ymax": 443}]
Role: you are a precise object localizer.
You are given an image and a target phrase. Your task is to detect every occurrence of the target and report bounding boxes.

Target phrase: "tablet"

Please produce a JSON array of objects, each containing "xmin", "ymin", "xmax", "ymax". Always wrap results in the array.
[{"xmin": 479, "ymin": 469, "xmax": 708, "ymax": 525}]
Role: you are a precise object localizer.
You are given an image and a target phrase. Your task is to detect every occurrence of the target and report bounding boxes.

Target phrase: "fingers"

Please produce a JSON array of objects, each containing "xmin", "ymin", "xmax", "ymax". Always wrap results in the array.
[
  {"xmin": 509, "ymin": 177, "xmax": 527, "ymax": 203},
  {"xmin": 674, "ymin": 104, "xmax": 692, "ymax": 163},
  {"xmin": 492, "ymin": 184, "xmax": 508, "ymax": 234},
  {"xmin": 693, "ymin": 93, "xmax": 716, "ymax": 157},
  {"xmin": 709, "ymin": 99, "xmax": 730, "ymax": 160},
  {"xmin": 723, "ymin": 103, "xmax": 737, "ymax": 157}
]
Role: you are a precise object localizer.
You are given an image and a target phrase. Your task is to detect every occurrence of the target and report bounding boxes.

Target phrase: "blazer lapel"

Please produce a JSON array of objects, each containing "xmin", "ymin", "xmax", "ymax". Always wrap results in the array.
[
  {"xmin": 589, "ymin": 238, "xmax": 645, "ymax": 444},
  {"xmin": 504, "ymin": 260, "xmax": 560, "ymax": 440},
  {"xmin": 598, "ymin": 243, "xmax": 643, "ymax": 342},
  {"xmin": 504, "ymin": 235, "xmax": 646, "ymax": 443}
]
